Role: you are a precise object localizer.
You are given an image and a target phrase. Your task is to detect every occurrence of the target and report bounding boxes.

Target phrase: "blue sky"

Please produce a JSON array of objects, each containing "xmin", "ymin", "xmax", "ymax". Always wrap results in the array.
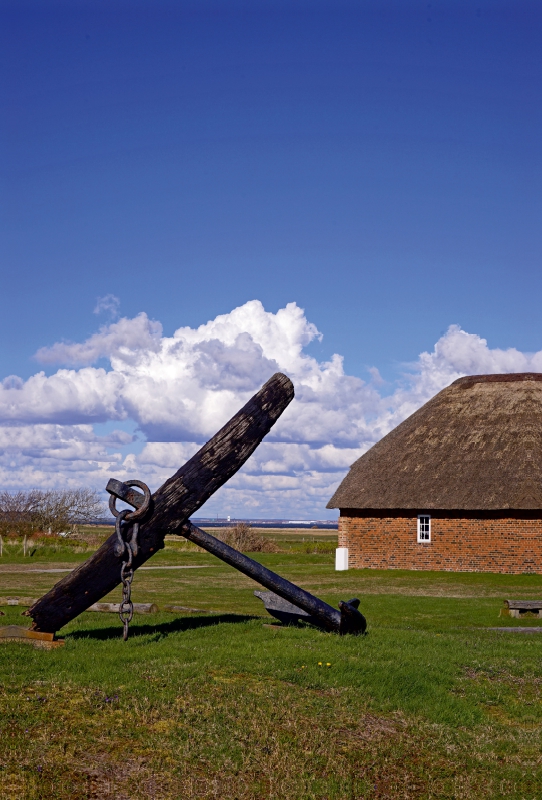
[{"xmin": 1, "ymin": 1, "xmax": 541, "ymax": 517}]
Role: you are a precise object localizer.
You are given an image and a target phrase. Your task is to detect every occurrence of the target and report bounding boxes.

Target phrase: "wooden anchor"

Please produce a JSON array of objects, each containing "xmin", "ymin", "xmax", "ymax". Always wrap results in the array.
[{"xmin": 25, "ymin": 372, "xmax": 366, "ymax": 637}]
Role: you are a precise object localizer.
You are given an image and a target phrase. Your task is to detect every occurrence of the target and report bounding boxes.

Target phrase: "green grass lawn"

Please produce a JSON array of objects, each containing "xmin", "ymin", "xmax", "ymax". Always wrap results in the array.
[{"xmin": 1, "ymin": 533, "xmax": 541, "ymax": 799}]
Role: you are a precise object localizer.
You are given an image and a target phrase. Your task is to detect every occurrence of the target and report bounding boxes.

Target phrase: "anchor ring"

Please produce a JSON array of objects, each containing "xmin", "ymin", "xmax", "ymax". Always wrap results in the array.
[{"xmin": 108, "ymin": 479, "xmax": 151, "ymax": 522}]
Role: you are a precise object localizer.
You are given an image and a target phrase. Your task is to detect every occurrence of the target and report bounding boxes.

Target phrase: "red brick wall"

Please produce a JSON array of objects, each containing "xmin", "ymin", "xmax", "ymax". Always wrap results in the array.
[{"xmin": 339, "ymin": 511, "xmax": 541, "ymax": 574}]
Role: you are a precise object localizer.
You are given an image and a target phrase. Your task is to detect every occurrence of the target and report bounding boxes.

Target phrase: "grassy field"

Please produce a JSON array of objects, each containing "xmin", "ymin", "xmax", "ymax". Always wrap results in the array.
[{"xmin": 1, "ymin": 530, "xmax": 541, "ymax": 799}]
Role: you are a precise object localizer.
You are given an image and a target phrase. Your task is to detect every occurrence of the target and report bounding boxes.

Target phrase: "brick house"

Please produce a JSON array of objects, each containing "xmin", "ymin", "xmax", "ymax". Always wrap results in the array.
[{"xmin": 327, "ymin": 373, "xmax": 541, "ymax": 574}]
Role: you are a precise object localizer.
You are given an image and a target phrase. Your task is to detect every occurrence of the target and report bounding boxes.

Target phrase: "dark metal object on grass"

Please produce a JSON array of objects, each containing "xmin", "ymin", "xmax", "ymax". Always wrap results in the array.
[
  {"xmin": 179, "ymin": 520, "xmax": 366, "ymax": 635},
  {"xmin": 254, "ymin": 591, "xmax": 319, "ymax": 627},
  {"xmin": 107, "ymin": 484, "xmax": 366, "ymax": 635},
  {"xmin": 254, "ymin": 590, "xmax": 364, "ymax": 632}
]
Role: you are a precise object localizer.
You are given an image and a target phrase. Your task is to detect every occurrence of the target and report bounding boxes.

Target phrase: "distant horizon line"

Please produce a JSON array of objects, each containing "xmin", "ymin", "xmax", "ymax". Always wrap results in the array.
[{"xmin": 92, "ymin": 516, "xmax": 339, "ymax": 528}]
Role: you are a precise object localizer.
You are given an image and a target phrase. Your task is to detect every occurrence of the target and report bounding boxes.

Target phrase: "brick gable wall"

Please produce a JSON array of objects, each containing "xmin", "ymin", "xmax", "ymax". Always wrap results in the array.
[{"xmin": 339, "ymin": 511, "xmax": 541, "ymax": 574}]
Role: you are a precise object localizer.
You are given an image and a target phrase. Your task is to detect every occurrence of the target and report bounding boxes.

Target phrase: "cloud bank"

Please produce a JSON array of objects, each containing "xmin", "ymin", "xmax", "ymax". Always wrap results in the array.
[{"xmin": 2, "ymin": 301, "xmax": 540, "ymax": 517}]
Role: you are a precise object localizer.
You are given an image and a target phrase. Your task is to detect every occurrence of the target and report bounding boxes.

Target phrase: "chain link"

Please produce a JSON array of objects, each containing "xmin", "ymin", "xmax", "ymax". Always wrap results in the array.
[
  {"xmin": 108, "ymin": 481, "xmax": 151, "ymax": 641},
  {"xmin": 116, "ymin": 511, "xmax": 138, "ymax": 640}
]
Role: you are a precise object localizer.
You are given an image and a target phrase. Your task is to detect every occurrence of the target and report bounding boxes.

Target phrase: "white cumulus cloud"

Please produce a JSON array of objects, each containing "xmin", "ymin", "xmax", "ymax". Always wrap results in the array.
[
  {"xmin": 1, "ymin": 303, "xmax": 540, "ymax": 517},
  {"xmin": 34, "ymin": 312, "xmax": 162, "ymax": 367},
  {"xmin": 0, "ymin": 424, "xmax": 133, "ymax": 491}
]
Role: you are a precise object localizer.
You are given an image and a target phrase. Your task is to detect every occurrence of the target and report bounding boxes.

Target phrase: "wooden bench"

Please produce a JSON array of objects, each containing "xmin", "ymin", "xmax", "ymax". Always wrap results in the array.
[{"xmin": 502, "ymin": 600, "xmax": 542, "ymax": 618}]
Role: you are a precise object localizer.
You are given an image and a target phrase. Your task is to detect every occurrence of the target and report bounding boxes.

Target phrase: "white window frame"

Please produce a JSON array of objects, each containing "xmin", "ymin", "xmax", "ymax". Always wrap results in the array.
[{"xmin": 417, "ymin": 514, "xmax": 431, "ymax": 543}]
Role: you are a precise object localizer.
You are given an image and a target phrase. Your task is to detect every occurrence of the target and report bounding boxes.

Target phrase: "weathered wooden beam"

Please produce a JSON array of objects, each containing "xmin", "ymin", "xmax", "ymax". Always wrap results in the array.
[
  {"xmin": 87, "ymin": 602, "xmax": 159, "ymax": 614},
  {"xmin": 27, "ymin": 373, "xmax": 294, "ymax": 633}
]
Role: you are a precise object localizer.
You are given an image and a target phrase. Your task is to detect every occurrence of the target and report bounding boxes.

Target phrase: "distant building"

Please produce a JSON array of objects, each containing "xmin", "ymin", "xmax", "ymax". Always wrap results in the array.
[{"xmin": 328, "ymin": 374, "xmax": 541, "ymax": 574}]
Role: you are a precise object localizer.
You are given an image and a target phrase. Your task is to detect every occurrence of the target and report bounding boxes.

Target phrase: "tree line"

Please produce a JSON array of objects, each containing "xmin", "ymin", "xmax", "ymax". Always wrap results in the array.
[{"xmin": 0, "ymin": 489, "xmax": 105, "ymax": 537}]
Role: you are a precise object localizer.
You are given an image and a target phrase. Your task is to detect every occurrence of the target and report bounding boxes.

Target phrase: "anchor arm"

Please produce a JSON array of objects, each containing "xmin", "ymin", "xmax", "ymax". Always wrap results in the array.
[
  {"xmin": 106, "ymin": 481, "xmax": 365, "ymax": 634},
  {"xmin": 181, "ymin": 521, "xmax": 366, "ymax": 635}
]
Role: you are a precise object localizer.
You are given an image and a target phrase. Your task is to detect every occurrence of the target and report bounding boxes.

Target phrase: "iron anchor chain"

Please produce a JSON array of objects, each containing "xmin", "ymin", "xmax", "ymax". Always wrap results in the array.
[{"xmin": 108, "ymin": 479, "xmax": 151, "ymax": 641}]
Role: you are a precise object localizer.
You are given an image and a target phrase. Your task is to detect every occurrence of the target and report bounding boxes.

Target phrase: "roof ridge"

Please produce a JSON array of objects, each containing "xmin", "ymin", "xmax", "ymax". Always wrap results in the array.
[{"xmin": 452, "ymin": 373, "xmax": 542, "ymax": 387}]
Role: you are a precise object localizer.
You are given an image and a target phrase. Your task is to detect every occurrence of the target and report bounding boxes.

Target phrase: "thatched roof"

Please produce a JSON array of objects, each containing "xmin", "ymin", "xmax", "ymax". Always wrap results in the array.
[{"xmin": 327, "ymin": 374, "xmax": 542, "ymax": 511}]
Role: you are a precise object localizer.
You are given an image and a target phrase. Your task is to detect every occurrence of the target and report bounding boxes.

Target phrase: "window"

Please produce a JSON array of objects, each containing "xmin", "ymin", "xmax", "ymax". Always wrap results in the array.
[{"xmin": 417, "ymin": 515, "xmax": 431, "ymax": 543}]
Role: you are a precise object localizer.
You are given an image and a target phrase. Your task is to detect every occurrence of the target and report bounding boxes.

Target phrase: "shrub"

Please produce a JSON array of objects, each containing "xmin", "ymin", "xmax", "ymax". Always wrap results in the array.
[
  {"xmin": 215, "ymin": 522, "xmax": 278, "ymax": 553},
  {"xmin": 0, "ymin": 489, "xmax": 105, "ymax": 537}
]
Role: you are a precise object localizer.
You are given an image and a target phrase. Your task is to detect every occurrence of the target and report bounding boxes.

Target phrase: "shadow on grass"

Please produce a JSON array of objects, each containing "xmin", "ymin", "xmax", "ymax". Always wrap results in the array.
[{"xmin": 67, "ymin": 613, "xmax": 259, "ymax": 641}]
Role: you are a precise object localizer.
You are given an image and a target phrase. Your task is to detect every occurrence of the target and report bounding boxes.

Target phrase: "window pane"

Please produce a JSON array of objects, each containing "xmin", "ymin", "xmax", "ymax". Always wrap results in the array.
[{"xmin": 418, "ymin": 515, "xmax": 430, "ymax": 541}]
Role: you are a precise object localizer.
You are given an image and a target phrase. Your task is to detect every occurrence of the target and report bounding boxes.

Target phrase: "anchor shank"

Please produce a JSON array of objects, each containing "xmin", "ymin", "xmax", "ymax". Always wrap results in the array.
[{"xmin": 182, "ymin": 521, "xmax": 342, "ymax": 632}]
